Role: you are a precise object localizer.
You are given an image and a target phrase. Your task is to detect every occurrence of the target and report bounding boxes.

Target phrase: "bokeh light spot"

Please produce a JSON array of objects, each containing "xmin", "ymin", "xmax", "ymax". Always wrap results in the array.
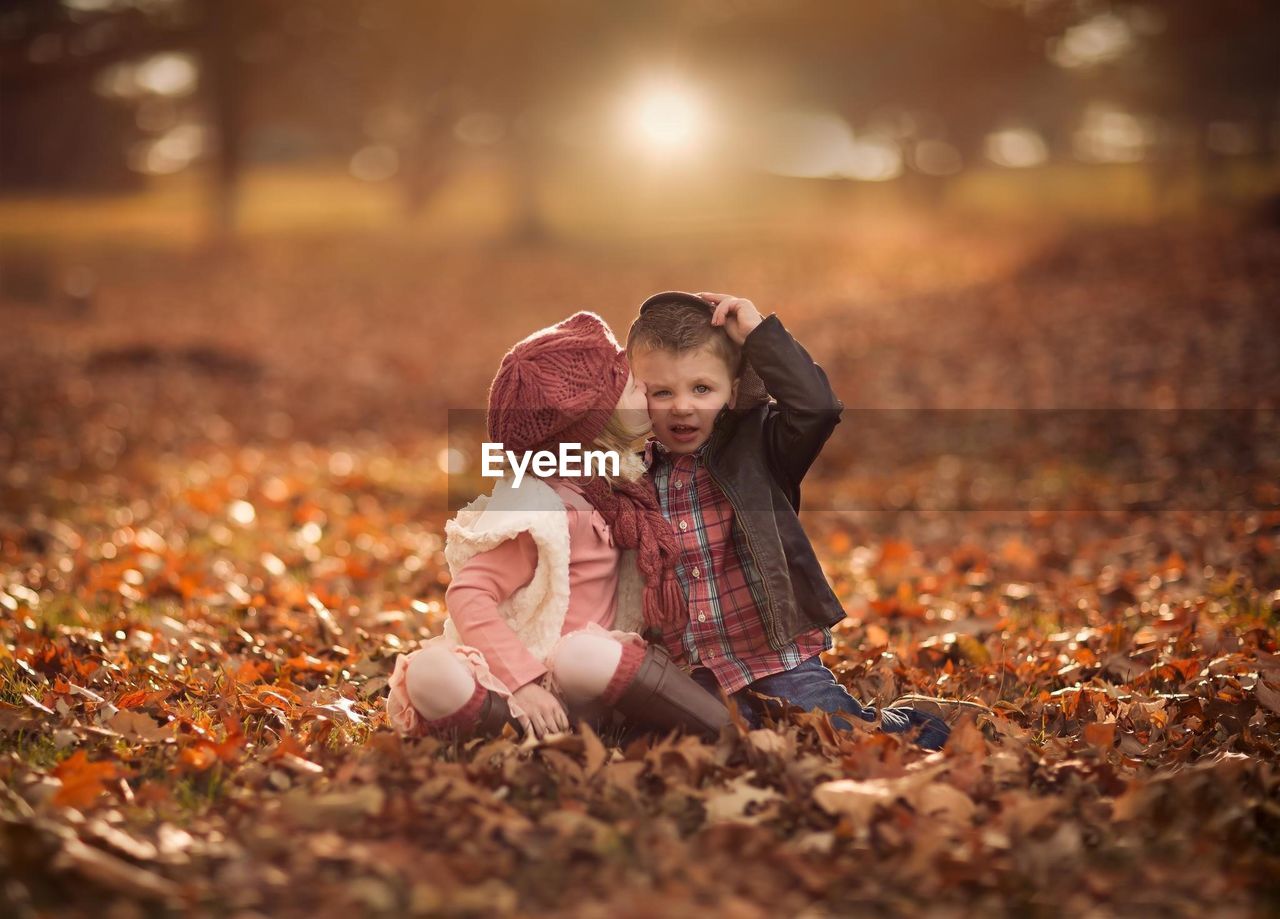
[
  {"xmin": 985, "ymin": 128, "xmax": 1049, "ymax": 168},
  {"xmin": 622, "ymin": 80, "xmax": 706, "ymax": 156}
]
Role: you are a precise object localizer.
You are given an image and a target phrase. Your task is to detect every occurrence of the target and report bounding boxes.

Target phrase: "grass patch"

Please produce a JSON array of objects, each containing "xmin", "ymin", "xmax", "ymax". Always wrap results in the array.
[{"xmin": 0, "ymin": 728, "xmax": 67, "ymax": 771}]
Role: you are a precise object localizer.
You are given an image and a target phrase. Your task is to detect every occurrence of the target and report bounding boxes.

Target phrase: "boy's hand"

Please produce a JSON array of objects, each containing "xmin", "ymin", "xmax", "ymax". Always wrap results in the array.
[
  {"xmin": 697, "ymin": 292, "xmax": 764, "ymax": 346},
  {"xmin": 511, "ymin": 682, "xmax": 570, "ymax": 738}
]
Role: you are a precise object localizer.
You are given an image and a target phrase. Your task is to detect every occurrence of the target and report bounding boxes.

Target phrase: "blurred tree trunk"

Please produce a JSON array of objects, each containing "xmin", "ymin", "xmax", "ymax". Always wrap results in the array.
[
  {"xmin": 199, "ymin": 0, "xmax": 245, "ymax": 241},
  {"xmin": 399, "ymin": 141, "xmax": 453, "ymax": 221},
  {"xmin": 0, "ymin": 3, "xmax": 178, "ymax": 194},
  {"xmin": 0, "ymin": 77, "xmax": 142, "ymax": 193}
]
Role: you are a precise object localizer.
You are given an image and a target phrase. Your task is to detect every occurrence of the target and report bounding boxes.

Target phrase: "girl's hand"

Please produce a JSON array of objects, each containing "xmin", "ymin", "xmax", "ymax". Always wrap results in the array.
[
  {"xmin": 511, "ymin": 682, "xmax": 570, "ymax": 738},
  {"xmin": 697, "ymin": 292, "xmax": 765, "ymax": 345}
]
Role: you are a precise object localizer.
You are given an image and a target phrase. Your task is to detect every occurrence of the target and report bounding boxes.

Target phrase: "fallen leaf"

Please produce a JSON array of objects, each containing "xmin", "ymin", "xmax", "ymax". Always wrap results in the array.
[
  {"xmin": 746, "ymin": 729, "xmax": 790, "ymax": 757},
  {"xmin": 704, "ymin": 774, "xmax": 784, "ymax": 824},
  {"xmin": 916, "ymin": 782, "xmax": 976, "ymax": 826},
  {"xmin": 866, "ymin": 624, "xmax": 891, "ymax": 647},
  {"xmin": 51, "ymin": 751, "xmax": 122, "ymax": 809},
  {"xmin": 22, "ymin": 693, "xmax": 56, "ymax": 716},
  {"xmin": 108, "ymin": 709, "xmax": 172, "ymax": 743},
  {"xmin": 178, "ymin": 744, "xmax": 218, "ymax": 771},
  {"xmin": 579, "ymin": 720, "xmax": 608, "ymax": 779},
  {"xmin": 1254, "ymin": 680, "xmax": 1280, "ymax": 715},
  {"xmin": 310, "ymin": 697, "xmax": 365, "ymax": 725},
  {"xmin": 53, "ymin": 837, "xmax": 180, "ymax": 902},
  {"xmin": 1083, "ymin": 722, "xmax": 1117, "ymax": 748},
  {"xmin": 813, "ymin": 764, "xmax": 948, "ymax": 824},
  {"xmin": 281, "ymin": 785, "xmax": 385, "ymax": 829},
  {"xmin": 596, "ymin": 760, "xmax": 646, "ymax": 796}
]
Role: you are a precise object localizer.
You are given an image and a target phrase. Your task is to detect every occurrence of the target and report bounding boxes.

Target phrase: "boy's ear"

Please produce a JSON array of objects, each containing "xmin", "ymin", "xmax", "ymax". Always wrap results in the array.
[{"xmin": 728, "ymin": 378, "xmax": 739, "ymax": 409}]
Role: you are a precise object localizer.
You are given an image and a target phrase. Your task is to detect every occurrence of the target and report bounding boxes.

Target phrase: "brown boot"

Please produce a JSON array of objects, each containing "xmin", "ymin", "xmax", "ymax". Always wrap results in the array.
[
  {"xmin": 472, "ymin": 689, "xmax": 522, "ymax": 737},
  {"xmin": 610, "ymin": 644, "xmax": 730, "ymax": 739}
]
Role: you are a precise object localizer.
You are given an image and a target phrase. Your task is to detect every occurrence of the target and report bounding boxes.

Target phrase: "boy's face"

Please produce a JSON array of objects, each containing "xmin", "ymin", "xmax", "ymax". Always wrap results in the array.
[{"xmin": 630, "ymin": 345, "xmax": 738, "ymax": 455}]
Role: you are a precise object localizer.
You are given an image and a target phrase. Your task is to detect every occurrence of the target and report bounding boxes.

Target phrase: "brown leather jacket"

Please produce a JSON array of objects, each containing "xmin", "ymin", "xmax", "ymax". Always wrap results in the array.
[{"xmin": 694, "ymin": 313, "xmax": 847, "ymax": 649}]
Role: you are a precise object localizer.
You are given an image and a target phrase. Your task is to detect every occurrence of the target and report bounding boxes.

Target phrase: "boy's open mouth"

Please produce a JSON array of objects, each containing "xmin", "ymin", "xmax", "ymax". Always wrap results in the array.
[{"xmin": 668, "ymin": 422, "xmax": 700, "ymax": 443}]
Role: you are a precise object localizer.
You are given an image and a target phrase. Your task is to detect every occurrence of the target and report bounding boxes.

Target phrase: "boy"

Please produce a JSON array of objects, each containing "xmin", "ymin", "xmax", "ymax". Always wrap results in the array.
[{"xmin": 627, "ymin": 291, "xmax": 949, "ymax": 749}]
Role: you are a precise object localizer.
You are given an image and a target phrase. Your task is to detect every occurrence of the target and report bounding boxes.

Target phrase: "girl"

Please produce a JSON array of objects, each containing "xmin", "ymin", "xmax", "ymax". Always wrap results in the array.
[{"xmin": 386, "ymin": 311, "xmax": 730, "ymax": 741}]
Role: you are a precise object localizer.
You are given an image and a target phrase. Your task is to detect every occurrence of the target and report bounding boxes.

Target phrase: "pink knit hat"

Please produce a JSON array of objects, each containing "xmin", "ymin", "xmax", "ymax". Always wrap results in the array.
[
  {"xmin": 486, "ymin": 311, "xmax": 631, "ymax": 453},
  {"xmin": 486, "ymin": 311, "xmax": 687, "ymax": 635}
]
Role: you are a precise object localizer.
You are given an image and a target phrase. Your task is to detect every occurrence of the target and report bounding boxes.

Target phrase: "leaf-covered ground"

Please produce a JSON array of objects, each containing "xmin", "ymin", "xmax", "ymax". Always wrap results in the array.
[{"xmin": 2, "ymin": 219, "xmax": 1279, "ymax": 916}]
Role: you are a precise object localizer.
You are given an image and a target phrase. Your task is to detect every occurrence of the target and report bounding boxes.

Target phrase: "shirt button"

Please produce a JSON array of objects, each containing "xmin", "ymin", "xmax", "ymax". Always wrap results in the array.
[
  {"xmin": 692, "ymin": 567, "xmax": 700, "ymax": 578},
  {"xmin": 674, "ymin": 480, "xmax": 683, "ymax": 489},
  {"xmin": 678, "ymin": 520, "xmax": 688, "ymax": 531},
  {"xmin": 697, "ymin": 611, "xmax": 707, "ymax": 622}
]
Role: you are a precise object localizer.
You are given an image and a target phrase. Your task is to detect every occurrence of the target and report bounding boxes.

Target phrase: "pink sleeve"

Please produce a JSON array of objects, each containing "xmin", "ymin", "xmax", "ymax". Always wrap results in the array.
[{"xmin": 444, "ymin": 531, "xmax": 548, "ymax": 690}]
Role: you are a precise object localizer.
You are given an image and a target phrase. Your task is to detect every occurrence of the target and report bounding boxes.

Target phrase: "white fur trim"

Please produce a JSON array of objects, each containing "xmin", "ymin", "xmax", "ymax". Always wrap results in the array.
[{"xmin": 442, "ymin": 477, "xmax": 572, "ymax": 660}]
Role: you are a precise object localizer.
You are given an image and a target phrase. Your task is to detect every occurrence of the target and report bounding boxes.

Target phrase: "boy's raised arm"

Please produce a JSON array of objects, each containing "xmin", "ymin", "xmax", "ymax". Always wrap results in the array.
[
  {"xmin": 742, "ymin": 314, "xmax": 844, "ymax": 493},
  {"xmin": 701, "ymin": 292, "xmax": 839, "ymax": 409},
  {"xmin": 698, "ymin": 292, "xmax": 844, "ymax": 497},
  {"xmin": 742, "ymin": 314, "xmax": 843, "ymax": 414}
]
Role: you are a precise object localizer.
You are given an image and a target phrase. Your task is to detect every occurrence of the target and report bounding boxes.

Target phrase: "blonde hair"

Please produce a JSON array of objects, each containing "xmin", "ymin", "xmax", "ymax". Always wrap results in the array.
[{"xmin": 589, "ymin": 408, "xmax": 650, "ymax": 484}]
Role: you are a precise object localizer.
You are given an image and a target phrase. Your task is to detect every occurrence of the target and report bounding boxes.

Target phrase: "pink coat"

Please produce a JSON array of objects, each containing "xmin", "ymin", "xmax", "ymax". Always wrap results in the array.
[{"xmin": 386, "ymin": 479, "xmax": 643, "ymax": 733}]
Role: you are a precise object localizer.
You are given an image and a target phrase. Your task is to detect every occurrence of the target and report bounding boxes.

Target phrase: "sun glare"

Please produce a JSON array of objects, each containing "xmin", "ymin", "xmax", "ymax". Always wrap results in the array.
[{"xmin": 622, "ymin": 80, "xmax": 705, "ymax": 156}]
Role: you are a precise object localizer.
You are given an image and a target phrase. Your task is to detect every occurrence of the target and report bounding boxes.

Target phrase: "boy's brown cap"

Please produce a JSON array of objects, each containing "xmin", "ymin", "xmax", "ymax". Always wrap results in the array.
[
  {"xmin": 637, "ymin": 290, "xmax": 714, "ymax": 314},
  {"xmin": 633, "ymin": 291, "xmax": 769, "ymax": 407}
]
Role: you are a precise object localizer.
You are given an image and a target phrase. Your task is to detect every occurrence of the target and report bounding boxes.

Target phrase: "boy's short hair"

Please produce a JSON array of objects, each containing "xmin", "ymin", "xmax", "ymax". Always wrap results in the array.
[{"xmin": 625, "ymin": 296, "xmax": 742, "ymax": 377}]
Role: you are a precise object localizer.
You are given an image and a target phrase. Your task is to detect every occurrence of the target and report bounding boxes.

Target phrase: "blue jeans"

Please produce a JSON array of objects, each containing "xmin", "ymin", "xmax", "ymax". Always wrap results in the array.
[{"xmin": 691, "ymin": 654, "xmax": 950, "ymax": 750}]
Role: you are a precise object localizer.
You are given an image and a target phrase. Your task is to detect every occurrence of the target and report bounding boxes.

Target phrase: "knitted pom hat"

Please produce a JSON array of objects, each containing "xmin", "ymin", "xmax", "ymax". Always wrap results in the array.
[
  {"xmin": 487, "ymin": 311, "xmax": 631, "ymax": 454},
  {"xmin": 485, "ymin": 311, "xmax": 688, "ymax": 635}
]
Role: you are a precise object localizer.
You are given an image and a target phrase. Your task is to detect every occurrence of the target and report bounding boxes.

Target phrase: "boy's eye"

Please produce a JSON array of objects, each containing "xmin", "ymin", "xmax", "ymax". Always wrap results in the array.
[
  {"xmin": 693, "ymin": 384, "xmax": 710, "ymax": 394},
  {"xmin": 649, "ymin": 389, "xmax": 670, "ymax": 398}
]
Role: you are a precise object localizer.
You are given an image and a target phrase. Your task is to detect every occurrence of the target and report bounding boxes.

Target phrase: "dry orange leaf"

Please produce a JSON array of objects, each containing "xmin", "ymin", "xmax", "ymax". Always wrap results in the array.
[
  {"xmin": 52, "ymin": 750, "xmax": 121, "ymax": 809},
  {"xmin": 234, "ymin": 659, "xmax": 271, "ymax": 683},
  {"xmin": 179, "ymin": 743, "xmax": 219, "ymax": 771},
  {"xmin": 880, "ymin": 539, "xmax": 913, "ymax": 566},
  {"xmin": 1083, "ymin": 722, "xmax": 1117, "ymax": 748},
  {"xmin": 865, "ymin": 623, "xmax": 891, "ymax": 647}
]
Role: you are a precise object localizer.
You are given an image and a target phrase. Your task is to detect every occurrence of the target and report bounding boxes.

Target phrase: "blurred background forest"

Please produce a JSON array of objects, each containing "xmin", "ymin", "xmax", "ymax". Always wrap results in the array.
[{"xmin": 3, "ymin": 0, "xmax": 1279, "ymax": 241}]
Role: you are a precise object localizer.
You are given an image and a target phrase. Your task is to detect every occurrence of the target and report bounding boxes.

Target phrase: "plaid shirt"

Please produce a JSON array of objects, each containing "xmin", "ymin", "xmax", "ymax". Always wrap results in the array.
[{"xmin": 646, "ymin": 439, "xmax": 832, "ymax": 695}]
